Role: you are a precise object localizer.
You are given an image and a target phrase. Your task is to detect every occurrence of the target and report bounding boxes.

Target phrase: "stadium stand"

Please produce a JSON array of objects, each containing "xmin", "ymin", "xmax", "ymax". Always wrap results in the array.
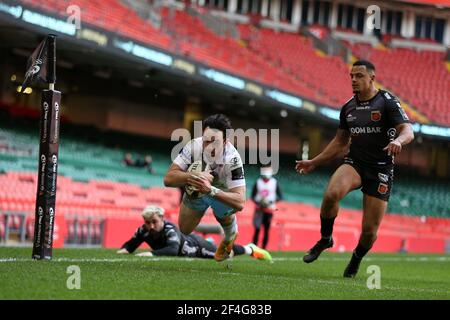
[
  {"xmin": 350, "ymin": 44, "xmax": 450, "ymax": 125},
  {"xmin": 159, "ymin": 7, "xmax": 315, "ymax": 96},
  {"xmin": 238, "ymin": 25, "xmax": 353, "ymax": 107},
  {"xmin": 18, "ymin": 0, "xmax": 295, "ymax": 95},
  {"xmin": 1, "ymin": 170, "xmax": 449, "ymax": 252},
  {"xmin": 19, "ymin": 0, "xmax": 171, "ymax": 48},
  {"xmin": 2, "ymin": 1, "xmax": 449, "ymax": 253},
  {"xmin": 1, "ymin": 105, "xmax": 449, "ymax": 221},
  {"xmin": 16, "ymin": 0, "xmax": 449, "ymax": 125}
]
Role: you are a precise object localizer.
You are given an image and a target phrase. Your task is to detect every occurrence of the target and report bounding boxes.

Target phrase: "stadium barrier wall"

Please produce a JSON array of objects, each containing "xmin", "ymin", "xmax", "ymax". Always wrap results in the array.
[
  {"xmin": 100, "ymin": 216, "xmax": 447, "ymax": 253},
  {"xmin": 1, "ymin": 210, "xmax": 446, "ymax": 253}
]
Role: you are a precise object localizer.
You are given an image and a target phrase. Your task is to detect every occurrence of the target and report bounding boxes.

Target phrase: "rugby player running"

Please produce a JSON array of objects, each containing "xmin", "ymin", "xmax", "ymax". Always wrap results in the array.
[{"xmin": 295, "ymin": 60, "xmax": 414, "ymax": 277}]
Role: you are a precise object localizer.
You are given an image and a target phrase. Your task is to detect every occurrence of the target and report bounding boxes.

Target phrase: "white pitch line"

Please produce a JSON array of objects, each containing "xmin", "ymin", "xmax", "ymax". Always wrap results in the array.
[
  {"xmin": 0, "ymin": 257, "xmax": 196, "ymax": 263},
  {"xmin": 0, "ymin": 258, "xmax": 20, "ymax": 262},
  {"xmin": 272, "ymin": 257, "xmax": 450, "ymax": 262},
  {"xmin": 0, "ymin": 256, "xmax": 449, "ymax": 263},
  {"xmin": 1, "ymin": 258, "xmax": 449, "ymax": 295}
]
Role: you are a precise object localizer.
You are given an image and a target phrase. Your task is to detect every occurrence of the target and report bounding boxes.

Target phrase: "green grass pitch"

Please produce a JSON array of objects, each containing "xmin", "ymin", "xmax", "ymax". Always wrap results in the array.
[{"xmin": 1, "ymin": 247, "xmax": 449, "ymax": 299}]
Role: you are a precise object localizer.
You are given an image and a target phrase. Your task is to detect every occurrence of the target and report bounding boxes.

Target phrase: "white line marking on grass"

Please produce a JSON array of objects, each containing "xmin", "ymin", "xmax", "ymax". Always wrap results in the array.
[
  {"xmin": 0, "ymin": 258, "xmax": 19, "ymax": 262},
  {"xmin": 1, "ymin": 257, "xmax": 449, "ymax": 295},
  {"xmin": 272, "ymin": 257, "xmax": 450, "ymax": 262},
  {"xmin": 0, "ymin": 257, "xmax": 197, "ymax": 263},
  {"xmin": 218, "ymin": 272, "xmax": 240, "ymax": 276},
  {"xmin": 1, "ymin": 256, "xmax": 450, "ymax": 263}
]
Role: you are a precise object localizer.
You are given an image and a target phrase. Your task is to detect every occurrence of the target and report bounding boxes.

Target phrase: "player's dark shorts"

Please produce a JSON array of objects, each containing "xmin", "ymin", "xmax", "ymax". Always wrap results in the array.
[
  {"xmin": 344, "ymin": 157, "xmax": 394, "ymax": 201},
  {"xmin": 181, "ymin": 234, "xmax": 216, "ymax": 259}
]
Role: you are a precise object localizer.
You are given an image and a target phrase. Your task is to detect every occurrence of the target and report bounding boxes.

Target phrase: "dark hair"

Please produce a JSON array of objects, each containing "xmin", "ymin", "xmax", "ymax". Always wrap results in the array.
[
  {"xmin": 203, "ymin": 114, "xmax": 232, "ymax": 136},
  {"xmin": 353, "ymin": 60, "xmax": 375, "ymax": 72}
]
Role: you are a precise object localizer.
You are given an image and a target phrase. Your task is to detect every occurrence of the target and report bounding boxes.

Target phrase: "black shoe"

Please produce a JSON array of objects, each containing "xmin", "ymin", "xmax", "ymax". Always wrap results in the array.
[
  {"xmin": 303, "ymin": 237, "xmax": 334, "ymax": 263},
  {"xmin": 343, "ymin": 253, "xmax": 362, "ymax": 278}
]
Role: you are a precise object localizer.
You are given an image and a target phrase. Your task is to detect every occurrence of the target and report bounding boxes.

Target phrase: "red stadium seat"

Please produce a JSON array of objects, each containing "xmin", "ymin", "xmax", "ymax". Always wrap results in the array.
[{"xmin": 350, "ymin": 43, "xmax": 450, "ymax": 125}]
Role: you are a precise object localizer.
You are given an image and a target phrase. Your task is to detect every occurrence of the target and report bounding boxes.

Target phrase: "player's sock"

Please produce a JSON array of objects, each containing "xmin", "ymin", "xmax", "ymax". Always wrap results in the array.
[
  {"xmin": 320, "ymin": 215, "xmax": 336, "ymax": 240},
  {"xmin": 214, "ymin": 217, "xmax": 239, "ymax": 262},
  {"xmin": 244, "ymin": 245, "xmax": 253, "ymax": 255},
  {"xmin": 232, "ymin": 245, "xmax": 247, "ymax": 256},
  {"xmin": 343, "ymin": 253, "xmax": 363, "ymax": 278},
  {"xmin": 354, "ymin": 242, "xmax": 371, "ymax": 258},
  {"xmin": 221, "ymin": 216, "xmax": 238, "ymax": 242}
]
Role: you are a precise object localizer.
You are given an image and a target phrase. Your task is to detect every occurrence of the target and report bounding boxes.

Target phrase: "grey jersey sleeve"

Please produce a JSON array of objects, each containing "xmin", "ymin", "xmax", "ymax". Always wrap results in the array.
[{"xmin": 122, "ymin": 226, "xmax": 146, "ymax": 253}]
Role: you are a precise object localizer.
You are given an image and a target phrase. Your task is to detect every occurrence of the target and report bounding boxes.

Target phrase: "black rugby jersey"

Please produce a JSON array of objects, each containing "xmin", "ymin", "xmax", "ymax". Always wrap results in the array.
[
  {"xmin": 122, "ymin": 221, "xmax": 186, "ymax": 256},
  {"xmin": 339, "ymin": 90, "xmax": 410, "ymax": 166}
]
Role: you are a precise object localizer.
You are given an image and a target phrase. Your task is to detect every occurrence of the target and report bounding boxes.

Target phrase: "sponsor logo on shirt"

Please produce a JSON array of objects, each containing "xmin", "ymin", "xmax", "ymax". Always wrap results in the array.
[
  {"xmin": 350, "ymin": 127, "xmax": 382, "ymax": 134},
  {"xmin": 229, "ymin": 156, "xmax": 242, "ymax": 170},
  {"xmin": 371, "ymin": 111, "xmax": 381, "ymax": 122},
  {"xmin": 231, "ymin": 167, "xmax": 245, "ymax": 180},
  {"xmin": 378, "ymin": 173, "xmax": 389, "ymax": 183},
  {"xmin": 356, "ymin": 101, "xmax": 371, "ymax": 110},
  {"xmin": 347, "ymin": 113, "xmax": 357, "ymax": 122},
  {"xmin": 387, "ymin": 128, "xmax": 397, "ymax": 140},
  {"xmin": 344, "ymin": 157, "xmax": 354, "ymax": 164}
]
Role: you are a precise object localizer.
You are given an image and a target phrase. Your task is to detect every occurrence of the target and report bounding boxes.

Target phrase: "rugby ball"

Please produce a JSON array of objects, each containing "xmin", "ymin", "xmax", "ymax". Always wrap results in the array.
[{"xmin": 185, "ymin": 160, "xmax": 210, "ymax": 198}]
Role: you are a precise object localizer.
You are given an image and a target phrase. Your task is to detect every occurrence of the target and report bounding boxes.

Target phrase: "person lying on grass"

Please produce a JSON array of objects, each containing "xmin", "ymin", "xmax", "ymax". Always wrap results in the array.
[{"xmin": 117, "ymin": 205, "xmax": 272, "ymax": 261}]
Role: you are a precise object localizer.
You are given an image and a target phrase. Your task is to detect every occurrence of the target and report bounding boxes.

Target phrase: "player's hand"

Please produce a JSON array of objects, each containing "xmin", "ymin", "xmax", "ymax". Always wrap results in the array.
[
  {"xmin": 116, "ymin": 248, "xmax": 129, "ymax": 254},
  {"xmin": 383, "ymin": 140, "xmax": 402, "ymax": 156},
  {"xmin": 295, "ymin": 160, "xmax": 316, "ymax": 174},
  {"xmin": 136, "ymin": 252, "xmax": 153, "ymax": 257},
  {"xmin": 198, "ymin": 171, "xmax": 214, "ymax": 183},
  {"xmin": 186, "ymin": 174, "xmax": 212, "ymax": 194}
]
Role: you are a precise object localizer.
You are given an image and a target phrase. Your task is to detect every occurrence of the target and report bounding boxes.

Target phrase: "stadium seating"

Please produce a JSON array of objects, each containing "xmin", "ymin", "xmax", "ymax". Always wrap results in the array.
[
  {"xmin": 19, "ymin": 0, "xmax": 293, "ymax": 95},
  {"xmin": 1, "ymin": 106, "xmax": 449, "ymax": 251},
  {"xmin": 19, "ymin": 0, "xmax": 171, "ymax": 48},
  {"xmin": 1, "ymin": 170, "xmax": 449, "ymax": 252},
  {"xmin": 159, "ymin": 7, "xmax": 301, "ymax": 93},
  {"xmin": 17, "ymin": 0, "xmax": 449, "ymax": 122},
  {"xmin": 17, "ymin": 0, "xmax": 353, "ymax": 108},
  {"xmin": 1, "ymin": 115, "xmax": 450, "ymax": 219},
  {"xmin": 238, "ymin": 25, "xmax": 354, "ymax": 107},
  {"xmin": 0, "ymin": 170, "xmax": 170, "ymax": 219},
  {"xmin": 350, "ymin": 44, "xmax": 450, "ymax": 125},
  {"xmin": 4, "ymin": 2, "xmax": 450, "ymax": 252}
]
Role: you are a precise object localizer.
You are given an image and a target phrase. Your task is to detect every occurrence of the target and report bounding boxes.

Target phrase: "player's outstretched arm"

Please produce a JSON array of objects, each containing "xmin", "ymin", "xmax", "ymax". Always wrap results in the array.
[
  {"xmin": 296, "ymin": 129, "xmax": 350, "ymax": 174},
  {"xmin": 164, "ymin": 163, "xmax": 192, "ymax": 187},
  {"xmin": 383, "ymin": 123, "xmax": 414, "ymax": 156},
  {"xmin": 119, "ymin": 226, "xmax": 146, "ymax": 254}
]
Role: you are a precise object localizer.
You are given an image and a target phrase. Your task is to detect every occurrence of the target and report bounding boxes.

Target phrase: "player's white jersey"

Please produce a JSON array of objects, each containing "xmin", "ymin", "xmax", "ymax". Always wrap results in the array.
[{"xmin": 173, "ymin": 137, "xmax": 246, "ymax": 190}]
